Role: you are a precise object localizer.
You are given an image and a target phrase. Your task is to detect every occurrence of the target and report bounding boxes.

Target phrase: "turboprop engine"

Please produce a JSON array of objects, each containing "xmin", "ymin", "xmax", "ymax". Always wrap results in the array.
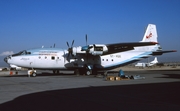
[
  {"xmin": 66, "ymin": 34, "xmax": 108, "ymax": 56},
  {"xmin": 68, "ymin": 44, "xmax": 108, "ymax": 56},
  {"xmin": 80, "ymin": 44, "xmax": 108, "ymax": 55}
]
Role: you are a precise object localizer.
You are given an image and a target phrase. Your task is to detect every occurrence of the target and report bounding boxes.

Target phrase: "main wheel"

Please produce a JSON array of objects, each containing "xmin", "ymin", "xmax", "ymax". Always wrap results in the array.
[
  {"xmin": 86, "ymin": 70, "xmax": 91, "ymax": 75},
  {"xmin": 32, "ymin": 73, "xmax": 36, "ymax": 77}
]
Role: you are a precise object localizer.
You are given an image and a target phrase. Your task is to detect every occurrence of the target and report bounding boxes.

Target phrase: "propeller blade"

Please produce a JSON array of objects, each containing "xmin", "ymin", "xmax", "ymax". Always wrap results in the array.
[
  {"xmin": 93, "ymin": 44, "xmax": 96, "ymax": 48},
  {"xmin": 71, "ymin": 40, "xmax": 74, "ymax": 47},
  {"xmin": 86, "ymin": 34, "xmax": 87, "ymax": 45},
  {"xmin": 67, "ymin": 42, "xmax": 69, "ymax": 48}
]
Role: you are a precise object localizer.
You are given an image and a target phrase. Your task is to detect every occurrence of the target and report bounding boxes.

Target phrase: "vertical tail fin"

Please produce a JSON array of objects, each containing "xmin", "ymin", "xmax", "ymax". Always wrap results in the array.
[
  {"xmin": 153, "ymin": 57, "xmax": 158, "ymax": 63},
  {"xmin": 150, "ymin": 57, "xmax": 158, "ymax": 64},
  {"xmin": 148, "ymin": 57, "xmax": 158, "ymax": 66},
  {"xmin": 141, "ymin": 24, "xmax": 158, "ymax": 42}
]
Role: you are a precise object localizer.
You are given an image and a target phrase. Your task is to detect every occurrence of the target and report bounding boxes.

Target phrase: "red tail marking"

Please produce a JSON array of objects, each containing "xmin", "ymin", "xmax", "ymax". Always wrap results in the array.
[{"xmin": 146, "ymin": 33, "xmax": 152, "ymax": 39}]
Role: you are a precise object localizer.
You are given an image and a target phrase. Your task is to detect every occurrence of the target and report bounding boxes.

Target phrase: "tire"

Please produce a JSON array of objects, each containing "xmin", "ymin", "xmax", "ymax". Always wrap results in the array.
[
  {"xmin": 32, "ymin": 73, "xmax": 36, "ymax": 77},
  {"xmin": 86, "ymin": 70, "xmax": 91, "ymax": 75}
]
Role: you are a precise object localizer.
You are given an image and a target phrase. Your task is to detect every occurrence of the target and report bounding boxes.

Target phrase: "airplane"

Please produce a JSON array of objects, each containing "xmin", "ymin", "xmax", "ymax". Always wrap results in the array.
[
  {"xmin": 4, "ymin": 24, "xmax": 176, "ymax": 77},
  {"xmin": 135, "ymin": 57, "xmax": 158, "ymax": 67},
  {"xmin": 148, "ymin": 57, "xmax": 158, "ymax": 66}
]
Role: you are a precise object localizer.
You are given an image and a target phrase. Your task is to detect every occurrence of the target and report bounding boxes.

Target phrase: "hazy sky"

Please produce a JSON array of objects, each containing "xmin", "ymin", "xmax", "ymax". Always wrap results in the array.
[{"xmin": 0, "ymin": 0, "xmax": 180, "ymax": 66}]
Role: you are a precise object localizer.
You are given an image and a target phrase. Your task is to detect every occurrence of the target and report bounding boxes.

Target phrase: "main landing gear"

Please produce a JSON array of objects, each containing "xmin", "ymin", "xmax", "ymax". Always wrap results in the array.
[
  {"xmin": 74, "ymin": 69, "xmax": 90, "ymax": 75},
  {"xmin": 28, "ymin": 70, "xmax": 37, "ymax": 77},
  {"xmin": 74, "ymin": 68, "xmax": 97, "ymax": 75}
]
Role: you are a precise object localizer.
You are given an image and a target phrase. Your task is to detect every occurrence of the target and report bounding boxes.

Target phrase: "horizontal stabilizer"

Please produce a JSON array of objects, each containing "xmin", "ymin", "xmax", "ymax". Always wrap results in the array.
[{"xmin": 152, "ymin": 50, "xmax": 177, "ymax": 55}]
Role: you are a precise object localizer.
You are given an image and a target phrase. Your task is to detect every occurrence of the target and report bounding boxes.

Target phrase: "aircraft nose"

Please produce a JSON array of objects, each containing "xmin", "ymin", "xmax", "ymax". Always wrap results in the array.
[
  {"xmin": 4, "ymin": 56, "xmax": 11, "ymax": 63},
  {"xmin": 4, "ymin": 57, "xmax": 7, "ymax": 63}
]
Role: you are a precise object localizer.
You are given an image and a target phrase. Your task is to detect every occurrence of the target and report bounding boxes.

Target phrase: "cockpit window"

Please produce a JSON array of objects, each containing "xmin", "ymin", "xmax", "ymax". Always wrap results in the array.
[{"xmin": 12, "ymin": 50, "xmax": 31, "ymax": 57}]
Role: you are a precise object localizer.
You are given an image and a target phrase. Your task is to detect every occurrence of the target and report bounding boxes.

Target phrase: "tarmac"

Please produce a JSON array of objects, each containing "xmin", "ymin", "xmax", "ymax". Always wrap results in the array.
[{"xmin": 0, "ymin": 66, "xmax": 180, "ymax": 111}]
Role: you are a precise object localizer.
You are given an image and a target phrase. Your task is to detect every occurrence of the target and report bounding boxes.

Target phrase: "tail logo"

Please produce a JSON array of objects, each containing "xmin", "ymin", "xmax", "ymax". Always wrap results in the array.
[{"xmin": 146, "ymin": 32, "xmax": 152, "ymax": 39}]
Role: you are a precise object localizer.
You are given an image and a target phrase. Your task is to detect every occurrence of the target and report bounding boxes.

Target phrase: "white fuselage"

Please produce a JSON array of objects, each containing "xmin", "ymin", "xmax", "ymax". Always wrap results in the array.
[{"xmin": 6, "ymin": 45, "xmax": 158, "ymax": 70}]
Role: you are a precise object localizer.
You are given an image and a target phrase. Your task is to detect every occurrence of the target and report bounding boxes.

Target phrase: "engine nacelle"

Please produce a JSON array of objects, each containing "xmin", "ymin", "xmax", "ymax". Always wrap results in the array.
[
  {"xmin": 82, "ymin": 44, "xmax": 108, "ymax": 55},
  {"xmin": 71, "ymin": 44, "xmax": 108, "ymax": 56}
]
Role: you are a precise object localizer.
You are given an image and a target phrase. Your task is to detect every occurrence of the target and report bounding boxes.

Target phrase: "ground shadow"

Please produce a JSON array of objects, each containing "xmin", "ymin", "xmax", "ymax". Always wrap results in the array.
[
  {"xmin": 0, "ymin": 82, "xmax": 180, "ymax": 111},
  {"xmin": 3, "ymin": 72, "xmax": 76, "ymax": 77},
  {"xmin": 156, "ymin": 74, "xmax": 180, "ymax": 79}
]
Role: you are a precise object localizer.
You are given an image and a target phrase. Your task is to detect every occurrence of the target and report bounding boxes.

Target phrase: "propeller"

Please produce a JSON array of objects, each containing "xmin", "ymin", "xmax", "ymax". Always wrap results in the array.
[
  {"xmin": 84, "ymin": 34, "xmax": 94, "ymax": 62},
  {"xmin": 85, "ymin": 34, "xmax": 89, "ymax": 63},
  {"xmin": 66, "ymin": 40, "xmax": 74, "ymax": 57}
]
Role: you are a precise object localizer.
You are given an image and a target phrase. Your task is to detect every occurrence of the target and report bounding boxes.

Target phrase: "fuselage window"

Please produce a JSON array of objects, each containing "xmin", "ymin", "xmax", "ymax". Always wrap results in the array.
[
  {"xmin": 57, "ymin": 57, "xmax": 59, "ymax": 59},
  {"xmin": 45, "ymin": 56, "xmax": 47, "ymax": 59},
  {"xmin": 102, "ymin": 59, "xmax": 104, "ymax": 61},
  {"xmin": 51, "ymin": 56, "xmax": 55, "ymax": 60},
  {"xmin": 39, "ymin": 56, "xmax": 41, "ymax": 59},
  {"xmin": 111, "ymin": 59, "xmax": 113, "ymax": 61},
  {"xmin": 106, "ymin": 59, "xmax": 108, "ymax": 61}
]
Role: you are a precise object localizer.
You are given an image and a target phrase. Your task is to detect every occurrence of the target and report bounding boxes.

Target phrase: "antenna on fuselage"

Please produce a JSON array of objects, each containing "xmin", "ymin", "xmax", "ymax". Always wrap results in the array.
[
  {"xmin": 53, "ymin": 43, "xmax": 55, "ymax": 48},
  {"xmin": 50, "ymin": 43, "xmax": 56, "ymax": 48},
  {"xmin": 86, "ymin": 34, "xmax": 88, "ymax": 45}
]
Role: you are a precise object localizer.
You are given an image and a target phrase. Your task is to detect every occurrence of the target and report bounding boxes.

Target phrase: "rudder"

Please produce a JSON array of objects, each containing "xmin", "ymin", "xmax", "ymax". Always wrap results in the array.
[{"xmin": 141, "ymin": 24, "xmax": 158, "ymax": 42}]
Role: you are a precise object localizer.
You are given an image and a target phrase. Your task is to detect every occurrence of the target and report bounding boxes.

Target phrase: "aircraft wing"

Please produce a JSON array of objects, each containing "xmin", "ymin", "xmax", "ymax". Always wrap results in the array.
[
  {"xmin": 103, "ymin": 42, "xmax": 157, "ymax": 55},
  {"xmin": 151, "ymin": 50, "xmax": 177, "ymax": 55}
]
